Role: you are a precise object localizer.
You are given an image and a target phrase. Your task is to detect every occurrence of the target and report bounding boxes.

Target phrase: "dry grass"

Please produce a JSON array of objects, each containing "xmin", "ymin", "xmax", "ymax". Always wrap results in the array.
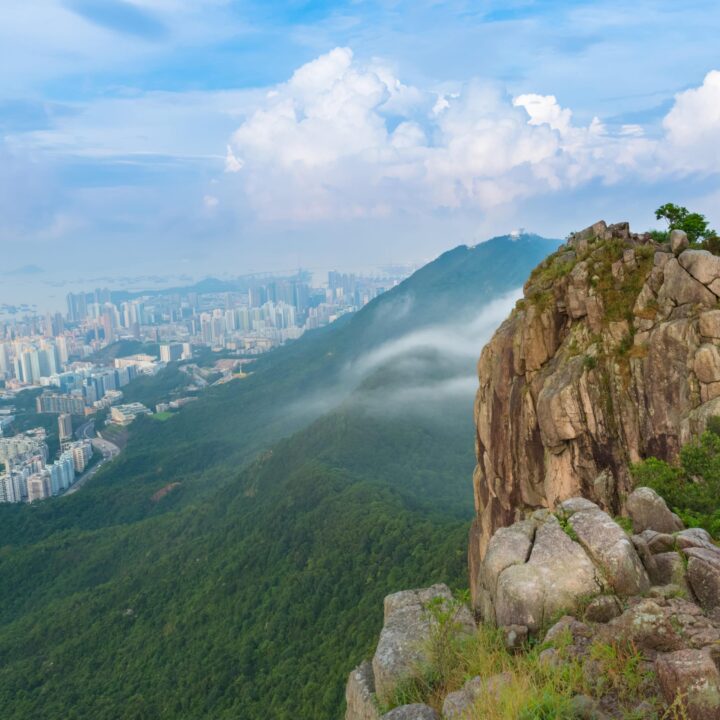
[{"xmin": 382, "ymin": 599, "xmax": 663, "ymax": 720}]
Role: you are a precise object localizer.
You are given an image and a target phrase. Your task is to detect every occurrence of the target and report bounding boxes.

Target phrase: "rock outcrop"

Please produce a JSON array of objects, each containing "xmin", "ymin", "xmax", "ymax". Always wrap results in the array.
[
  {"xmin": 346, "ymin": 661, "xmax": 380, "ymax": 720},
  {"xmin": 656, "ymin": 650, "xmax": 720, "ymax": 720},
  {"xmin": 475, "ymin": 491, "xmax": 720, "ymax": 631},
  {"xmin": 373, "ymin": 585, "xmax": 475, "ymax": 702},
  {"xmin": 347, "ymin": 490, "xmax": 720, "ymax": 719},
  {"xmin": 345, "ymin": 584, "xmax": 475, "ymax": 720},
  {"xmin": 471, "ymin": 220, "xmax": 720, "ymax": 589}
]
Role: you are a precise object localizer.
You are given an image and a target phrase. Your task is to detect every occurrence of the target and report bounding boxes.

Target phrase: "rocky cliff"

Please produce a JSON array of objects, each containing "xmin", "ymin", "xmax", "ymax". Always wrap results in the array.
[
  {"xmin": 470, "ymin": 220, "xmax": 720, "ymax": 599},
  {"xmin": 344, "ymin": 221, "xmax": 720, "ymax": 720}
]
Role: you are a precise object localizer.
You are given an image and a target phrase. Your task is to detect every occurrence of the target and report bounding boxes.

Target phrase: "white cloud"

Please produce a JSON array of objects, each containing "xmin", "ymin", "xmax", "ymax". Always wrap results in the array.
[
  {"xmin": 661, "ymin": 70, "xmax": 720, "ymax": 173},
  {"xmin": 226, "ymin": 47, "xmax": 718, "ymax": 222},
  {"xmin": 225, "ymin": 145, "xmax": 244, "ymax": 172},
  {"xmin": 513, "ymin": 93, "xmax": 572, "ymax": 132},
  {"xmin": 203, "ymin": 194, "xmax": 219, "ymax": 209}
]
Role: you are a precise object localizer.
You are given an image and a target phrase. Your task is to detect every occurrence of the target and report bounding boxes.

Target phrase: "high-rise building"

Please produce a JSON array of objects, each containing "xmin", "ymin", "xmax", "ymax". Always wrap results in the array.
[
  {"xmin": 66, "ymin": 292, "xmax": 88, "ymax": 322},
  {"xmin": 70, "ymin": 441, "xmax": 92, "ymax": 473},
  {"xmin": 58, "ymin": 414, "xmax": 73, "ymax": 442},
  {"xmin": 0, "ymin": 343, "xmax": 9, "ymax": 377},
  {"xmin": 16, "ymin": 349, "xmax": 41, "ymax": 385},
  {"xmin": 26, "ymin": 473, "xmax": 49, "ymax": 502},
  {"xmin": 248, "ymin": 286, "xmax": 267, "ymax": 308},
  {"xmin": 0, "ymin": 470, "xmax": 26, "ymax": 503},
  {"xmin": 36, "ymin": 393, "xmax": 86, "ymax": 415},
  {"xmin": 159, "ymin": 343, "xmax": 183, "ymax": 363},
  {"xmin": 56, "ymin": 336, "xmax": 69, "ymax": 364},
  {"xmin": 38, "ymin": 345, "xmax": 59, "ymax": 377}
]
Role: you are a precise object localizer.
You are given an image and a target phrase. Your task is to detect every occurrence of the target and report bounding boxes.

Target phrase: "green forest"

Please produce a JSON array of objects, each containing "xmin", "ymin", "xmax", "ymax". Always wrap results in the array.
[{"xmin": 0, "ymin": 235, "xmax": 558, "ymax": 719}]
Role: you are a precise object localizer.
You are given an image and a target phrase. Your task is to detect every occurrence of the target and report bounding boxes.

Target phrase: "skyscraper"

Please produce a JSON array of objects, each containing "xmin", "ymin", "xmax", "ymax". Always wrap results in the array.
[
  {"xmin": 58, "ymin": 414, "xmax": 73, "ymax": 442},
  {"xmin": 0, "ymin": 343, "xmax": 9, "ymax": 377}
]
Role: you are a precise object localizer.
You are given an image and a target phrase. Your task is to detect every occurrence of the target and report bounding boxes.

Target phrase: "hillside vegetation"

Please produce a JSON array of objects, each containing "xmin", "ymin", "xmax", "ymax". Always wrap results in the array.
[{"xmin": 0, "ymin": 235, "xmax": 558, "ymax": 719}]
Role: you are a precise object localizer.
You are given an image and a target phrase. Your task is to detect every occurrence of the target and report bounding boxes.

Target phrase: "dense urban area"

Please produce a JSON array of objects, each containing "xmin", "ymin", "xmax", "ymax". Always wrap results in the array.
[{"xmin": 0, "ymin": 270, "xmax": 407, "ymax": 504}]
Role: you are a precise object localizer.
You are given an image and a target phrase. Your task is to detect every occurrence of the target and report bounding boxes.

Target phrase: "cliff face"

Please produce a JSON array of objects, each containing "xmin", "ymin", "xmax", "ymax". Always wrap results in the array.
[{"xmin": 470, "ymin": 220, "xmax": 720, "ymax": 606}]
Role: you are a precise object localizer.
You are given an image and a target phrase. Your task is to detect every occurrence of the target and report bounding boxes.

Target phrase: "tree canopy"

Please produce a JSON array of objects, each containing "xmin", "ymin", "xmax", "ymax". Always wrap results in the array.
[{"xmin": 654, "ymin": 203, "xmax": 716, "ymax": 244}]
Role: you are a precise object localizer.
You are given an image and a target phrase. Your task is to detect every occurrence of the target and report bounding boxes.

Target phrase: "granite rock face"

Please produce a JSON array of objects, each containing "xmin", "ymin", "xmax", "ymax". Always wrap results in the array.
[
  {"xmin": 373, "ymin": 585, "xmax": 474, "ymax": 702},
  {"xmin": 656, "ymin": 649, "xmax": 720, "ymax": 720},
  {"xmin": 561, "ymin": 499, "xmax": 650, "ymax": 596},
  {"xmin": 345, "ymin": 490, "xmax": 720, "ymax": 720},
  {"xmin": 345, "ymin": 584, "xmax": 476, "ymax": 719},
  {"xmin": 476, "ymin": 497, "xmax": 657, "ymax": 630},
  {"xmin": 470, "ymin": 221, "xmax": 720, "ymax": 596},
  {"xmin": 626, "ymin": 487, "xmax": 684, "ymax": 535},
  {"xmin": 345, "ymin": 661, "xmax": 380, "ymax": 720},
  {"xmin": 379, "ymin": 705, "xmax": 440, "ymax": 720},
  {"xmin": 493, "ymin": 515, "xmax": 602, "ymax": 631}
]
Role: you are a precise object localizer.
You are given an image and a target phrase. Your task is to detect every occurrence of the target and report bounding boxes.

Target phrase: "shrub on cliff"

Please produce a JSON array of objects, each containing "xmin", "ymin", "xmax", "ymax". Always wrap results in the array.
[
  {"xmin": 653, "ymin": 203, "xmax": 718, "ymax": 249},
  {"xmin": 631, "ymin": 430, "xmax": 720, "ymax": 537}
]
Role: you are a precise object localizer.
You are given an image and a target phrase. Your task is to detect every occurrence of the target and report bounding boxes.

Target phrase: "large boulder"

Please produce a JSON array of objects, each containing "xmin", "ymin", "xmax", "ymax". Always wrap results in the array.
[
  {"xmin": 380, "ymin": 705, "xmax": 439, "ymax": 720},
  {"xmin": 561, "ymin": 499, "xmax": 650, "ymax": 596},
  {"xmin": 626, "ymin": 487, "xmax": 683, "ymax": 534},
  {"xmin": 694, "ymin": 344, "xmax": 720, "ymax": 384},
  {"xmin": 345, "ymin": 661, "xmax": 380, "ymax": 720},
  {"xmin": 640, "ymin": 530, "xmax": 676, "ymax": 555},
  {"xmin": 684, "ymin": 547, "xmax": 720, "ymax": 616},
  {"xmin": 491, "ymin": 515, "xmax": 602, "ymax": 632},
  {"xmin": 678, "ymin": 249, "xmax": 720, "ymax": 287},
  {"xmin": 442, "ymin": 673, "xmax": 511, "ymax": 719},
  {"xmin": 481, "ymin": 520, "xmax": 535, "ymax": 596},
  {"xmin": 676, "ymin": 528, "xmax": 716, "ymax": 551},
  {"xmin": 650, "ymin": 552, "xmax": 689, "ymax": 590},
  {"xmin": 670, "ymin": 229, "xmax": 689, "ymax": 255},
  {"xmin": 656, "ymin": 649, "xmax": 720, "ymax": 720},
  {"xmin": 660, "ymin": 257, "xmax": 717, "ymax": 307},
  {"xmin": 700, "ymin": 310, "xmax": 720, "ymax": 339},
  {"xmin": 600, "ymin": 599, "xmax": 684, "ymax": 652},
  {"xmin": 372, "ymin": 585, "xmax": 474, "ymax": 702}
]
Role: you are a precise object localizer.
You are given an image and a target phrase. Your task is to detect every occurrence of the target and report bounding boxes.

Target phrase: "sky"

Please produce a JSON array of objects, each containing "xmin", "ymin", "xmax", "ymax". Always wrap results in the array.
[{"xmin": 2, "ymin": 0, "xmax": 720, "ymax": 310}]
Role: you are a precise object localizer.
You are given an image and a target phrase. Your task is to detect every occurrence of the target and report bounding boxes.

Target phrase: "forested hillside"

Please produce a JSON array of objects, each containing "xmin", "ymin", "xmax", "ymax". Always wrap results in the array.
[{"xmin": 0, "ymin": 235, "xmax": 558, "ymax": 719}]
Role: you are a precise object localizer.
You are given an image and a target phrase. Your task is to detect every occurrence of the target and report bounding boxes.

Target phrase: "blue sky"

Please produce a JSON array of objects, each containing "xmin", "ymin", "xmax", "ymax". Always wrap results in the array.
[{"xmin": 2, "ymin": 0, "xmax": 720, "ymax": 309}]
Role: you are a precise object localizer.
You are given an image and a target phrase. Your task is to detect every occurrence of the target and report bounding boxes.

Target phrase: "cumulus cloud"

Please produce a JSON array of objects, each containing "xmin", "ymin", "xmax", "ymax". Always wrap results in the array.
[
  {"xmin": 662, "ymin": 70, "xmax": 720, "ymax": 172},
  {"xmin": 225, "ymin": 49, "xmax": 720, "ymax": 222}
]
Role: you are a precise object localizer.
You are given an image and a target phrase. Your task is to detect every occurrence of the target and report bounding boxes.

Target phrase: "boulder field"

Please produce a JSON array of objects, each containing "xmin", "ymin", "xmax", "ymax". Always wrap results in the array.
[{"xmin": 346, "ymin": 490, "xmax": 720, "ymax": 720}]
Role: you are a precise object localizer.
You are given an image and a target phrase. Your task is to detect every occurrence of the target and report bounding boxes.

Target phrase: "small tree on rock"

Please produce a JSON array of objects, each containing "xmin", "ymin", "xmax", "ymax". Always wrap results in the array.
[{"xmin": 655, "ymin": 203, "xmax": 715, "ymax": 244}]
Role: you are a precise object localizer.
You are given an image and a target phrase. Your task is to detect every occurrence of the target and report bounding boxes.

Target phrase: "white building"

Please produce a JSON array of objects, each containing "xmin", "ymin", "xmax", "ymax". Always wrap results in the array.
[{"xmin": 110, "ymin": 402, "xmax": 152, "ymax": 426}]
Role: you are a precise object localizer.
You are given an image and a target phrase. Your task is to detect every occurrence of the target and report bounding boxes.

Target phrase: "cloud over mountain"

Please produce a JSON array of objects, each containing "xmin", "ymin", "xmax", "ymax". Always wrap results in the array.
[{"xmin": 225, "ymin": 49, "xmax": 720, "ymax": 221}]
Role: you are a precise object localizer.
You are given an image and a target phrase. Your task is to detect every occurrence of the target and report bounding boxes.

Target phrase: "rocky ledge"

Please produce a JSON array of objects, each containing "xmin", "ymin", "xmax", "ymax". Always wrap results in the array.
[
  {"xmin": 346, "ymin": 489, "xmax": 720, "ymax": 720},
  {"xmin": 471, "ymin": 221, "xmax": 720, "ymax": 579}
]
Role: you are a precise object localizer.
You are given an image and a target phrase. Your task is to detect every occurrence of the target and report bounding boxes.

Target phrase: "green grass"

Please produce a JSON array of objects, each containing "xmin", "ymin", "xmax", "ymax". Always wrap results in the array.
[
  {"xmin": 152, "ymin": 411, "xmax": 174, "ymax": 421},
  {"xmin": 381, "ymin": 600, "xmax": 661, "ymax": 720}
]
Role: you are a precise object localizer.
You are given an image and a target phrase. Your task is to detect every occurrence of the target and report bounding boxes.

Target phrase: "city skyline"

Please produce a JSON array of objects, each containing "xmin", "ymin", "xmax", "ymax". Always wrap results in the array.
[{"xmin": 0, "ymin": 263, "xmax": 412, "ymax": 505}]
